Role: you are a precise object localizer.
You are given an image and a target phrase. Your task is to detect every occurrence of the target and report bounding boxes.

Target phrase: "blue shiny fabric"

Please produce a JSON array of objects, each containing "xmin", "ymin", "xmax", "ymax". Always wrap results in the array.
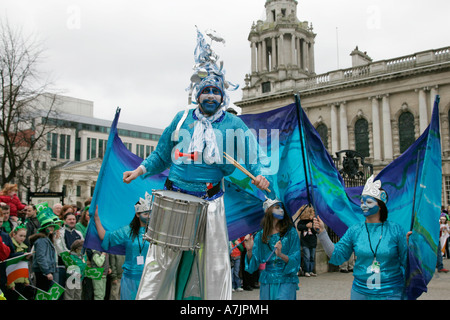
[
  {"xmin": 245, "ymin": 226, "xmax": 300, "ymax": 299},
  {"xmin": 329, "ymin": 221, "xmax": 407, "ymax": 298},
  {"xmin": 140, "ymin": 108, "xmax": 266, "ymax": 192}
]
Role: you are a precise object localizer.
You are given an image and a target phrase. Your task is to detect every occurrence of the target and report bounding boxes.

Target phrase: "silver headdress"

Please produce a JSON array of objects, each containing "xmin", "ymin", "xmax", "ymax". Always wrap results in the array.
[
  {"xmin": 134, "ymin": 192, "xmax": 152, "ymax": 213},
  {"xmin": 187, "ymin": 26, "xmax": 239, "ymax": 108},
  {"xmin": 263, "ymin": 197, "xmax": 282, "ymax": 213},
  {"xmin": 362, "ymin": 175, "xmax": 388, "ymax": 204}
]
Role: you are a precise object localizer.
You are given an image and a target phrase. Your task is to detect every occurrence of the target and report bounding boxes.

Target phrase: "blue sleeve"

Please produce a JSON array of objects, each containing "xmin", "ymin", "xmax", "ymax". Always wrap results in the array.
[
  {"xmin": 283, "ymin": 227, "xmax": 301, "ymax": 274},
  {"xmin": 329, "ymin": 225, "xmax": 356, "ymax": 266},
  {"xmin": 140, "ymin": 111, "xmax": 184, "ymax": 178},
  {"xmin": 101, "ymin": 225, "xmax": 129, "ymax": 251},
  {"xmin": 245, "ymin": 232, "xmax": 263, "ymax": 274}
]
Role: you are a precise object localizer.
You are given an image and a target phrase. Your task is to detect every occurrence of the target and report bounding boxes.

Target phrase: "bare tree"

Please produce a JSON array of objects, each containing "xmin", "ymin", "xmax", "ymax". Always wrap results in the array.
[{"xmin": 0, "ymin": 18, "xmax": 59, "ymax": 188}]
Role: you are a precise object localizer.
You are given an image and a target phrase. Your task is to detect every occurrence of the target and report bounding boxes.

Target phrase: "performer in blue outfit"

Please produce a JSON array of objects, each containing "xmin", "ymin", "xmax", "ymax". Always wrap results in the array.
[
  {"xmin": 122, "ymin": 28, "xmax": 270, "ymax": 300},
  {"xmin": 93, "ymin": 193, "xmax": 151, "ymax": 300},
  {"xmin": 314, "ymin": 175, "xmax": 410, "ymax": 300},
  {"xmin": 244, "ymin": 198, "xmax": 301, "ymax": 300}
]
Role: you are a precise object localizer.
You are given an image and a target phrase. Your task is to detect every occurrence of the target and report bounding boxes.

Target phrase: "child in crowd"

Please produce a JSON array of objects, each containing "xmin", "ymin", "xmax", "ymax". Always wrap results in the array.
[{"xmin": 64, "ymin": 239, "xmax": 86, "ymax": 300}]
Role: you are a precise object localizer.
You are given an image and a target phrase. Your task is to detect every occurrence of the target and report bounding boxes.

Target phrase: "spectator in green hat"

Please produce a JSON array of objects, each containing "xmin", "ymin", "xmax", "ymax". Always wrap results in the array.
[{"xmin": 29, "ymin": 203, "xmax": 61, "ymax": 292}]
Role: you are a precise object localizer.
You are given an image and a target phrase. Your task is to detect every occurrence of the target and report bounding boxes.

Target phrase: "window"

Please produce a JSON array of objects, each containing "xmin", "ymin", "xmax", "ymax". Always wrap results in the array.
[
  {"xmin": 98, "ymin": 139, "xmax": 107, "ymax": 158},
  {"xmin": 59, "ymin": 134, "xmax": 71, "ymax": 159},
  {"xmin": 316, "ymin": 124, "xmax": 328, "ymax": 150},
  {"xmin": 445, "ymin": 176, "xmax": 450, "ymax": 206},
  {"xmin": 59, "ymin": 134, "xmax": 66, "ymax": 159},
  {"xmin": 262, "ymin": 82, "xmax": 271, "ymax": 93},
  {"xmin": 51, "ymin": 133, "xmax": 58, "ymax": 159},
  {"xmin": 75, "ymin": 137, "xmax": 81, "ymax": 161},
  {"xmin": 355, "ymin": 119, "xmax": 369, "ymax": 157},
  {"xmin": 136, "ymin": 144, "xmax": 145, "ymax": 158},
  {"xmin": 399, "ymin": 112, "xmax": 415, "ymax": 153},
  {"xmin": 91, "ymin": 138, "xmax": 97, "ymax": 159},
  {"xmin": 47, "ymin": 133, "xmax": 51, "ymax": 151},
  {"xmin": 87, "ymin": 138, "xmax": 97, "ymax": 160}
]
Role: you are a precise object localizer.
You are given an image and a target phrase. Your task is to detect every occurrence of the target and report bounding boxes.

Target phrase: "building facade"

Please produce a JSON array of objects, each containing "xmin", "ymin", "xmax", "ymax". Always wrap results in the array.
[
  {"xmin": 236, "ymin": 0, "xmax": 450, "ymax": 208},
  {"xmin": 15, "ymin": 94, "xmax": 163, "ymax": 208}
]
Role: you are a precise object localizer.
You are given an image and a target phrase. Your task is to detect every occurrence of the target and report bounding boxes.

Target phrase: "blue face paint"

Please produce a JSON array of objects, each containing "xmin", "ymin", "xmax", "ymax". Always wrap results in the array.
[
  {"xmin": 271, "ymin": 204, "xmax": 284, "ymax": 220},
  {"xmin": 138, "ymin": 211, "xmax": 150, "ymax": 224},
  {"xmin": 199, "ymin": 86, "xmax": 222, "ymax": 115},
  {"xmin": 200, "ymin": 99, "xmax": 221, "ymax": 115},
  {"xmin": 360, "ymin": 195, "xmax": 379, "ymax": 217}
]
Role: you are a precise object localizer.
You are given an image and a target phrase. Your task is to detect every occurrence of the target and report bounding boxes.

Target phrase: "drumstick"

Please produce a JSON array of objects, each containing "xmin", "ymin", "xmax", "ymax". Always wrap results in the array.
[{"xmin": 223, "ymin": 152, "xmax": 271, "ymax": 193}]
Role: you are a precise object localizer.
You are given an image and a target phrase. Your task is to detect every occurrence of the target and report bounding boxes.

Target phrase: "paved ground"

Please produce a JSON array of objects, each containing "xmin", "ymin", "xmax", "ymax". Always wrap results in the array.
[{"xmin": 232, "ymin": 258, "xmax": 450, "ymax": 300}]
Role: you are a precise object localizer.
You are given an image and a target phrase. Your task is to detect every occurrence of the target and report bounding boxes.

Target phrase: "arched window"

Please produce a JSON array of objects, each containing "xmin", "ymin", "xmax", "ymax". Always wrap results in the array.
[
  {"xmin": 316, "ymin": 124, "xmax": 328, "ymax": 149},
  {"xmin": 355, "ymin": 118, "xmax": 369, "ymax": 157},
  {"xmin": 399, "ymin": 112, "xmax": 415, "ymax": 153}
]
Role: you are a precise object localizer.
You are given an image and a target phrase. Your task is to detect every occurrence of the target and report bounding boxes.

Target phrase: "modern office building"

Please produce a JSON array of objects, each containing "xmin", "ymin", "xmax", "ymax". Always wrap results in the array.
[{"xmin": 14, "ymin": 93, "xmax": 162, "ymax": 208}]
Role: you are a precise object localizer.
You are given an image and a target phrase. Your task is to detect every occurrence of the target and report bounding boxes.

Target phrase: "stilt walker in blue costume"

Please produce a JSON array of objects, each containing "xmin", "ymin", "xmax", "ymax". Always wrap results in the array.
[{"xmin": 123, "ymin": 28, "xmax": 271, "ymax": 300}]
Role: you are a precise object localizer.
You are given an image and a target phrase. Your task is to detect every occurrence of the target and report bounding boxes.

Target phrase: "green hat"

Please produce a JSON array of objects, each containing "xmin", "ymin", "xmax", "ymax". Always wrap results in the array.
[{"xmin": 35, "ymin": 202, "xmax": 61, "ymax": 232}]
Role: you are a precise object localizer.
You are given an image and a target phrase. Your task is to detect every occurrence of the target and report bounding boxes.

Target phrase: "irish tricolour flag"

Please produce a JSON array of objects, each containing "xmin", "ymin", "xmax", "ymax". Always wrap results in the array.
[{"xmin": 4, "ymin": 254, "xmax": 30, "ymax": 286}]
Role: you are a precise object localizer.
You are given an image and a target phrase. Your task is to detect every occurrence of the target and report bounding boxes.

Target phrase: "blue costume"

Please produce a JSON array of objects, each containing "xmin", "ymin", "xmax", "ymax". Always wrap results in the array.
[
  {"xmin": 139, "ymin": 108, "xmax": 263, "ymax": 190},
  {"xmin": 245, "ymin": 226, "xmax": 301, "ymax": 300},
  {"xmin": 327, "ymin": 221, "xmax": 407, "ymax": 299},
  {"xmin": 134, "ymin": 29, "xmax": 269, "ymax": 300},
  {"xmin": 135, "ymin": 107, "xmax": 267, "ymax": 300},
  {"xmin": 318, "ymin": 175, "xmax": 408, "ymax": 300},
  {"xmin": 101, "ymin": 225, "xmax": 149, "ymax": 300}
]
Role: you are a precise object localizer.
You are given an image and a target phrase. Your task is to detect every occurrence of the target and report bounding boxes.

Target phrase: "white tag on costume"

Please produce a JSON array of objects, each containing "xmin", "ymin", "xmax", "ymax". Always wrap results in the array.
[
  {"xmin": 370, "ymin": 260, "xmax": 380, "ymax": 274},
  {"xmin": 137, "ymin": 255, "xmax": 144, "ymax": 265}
]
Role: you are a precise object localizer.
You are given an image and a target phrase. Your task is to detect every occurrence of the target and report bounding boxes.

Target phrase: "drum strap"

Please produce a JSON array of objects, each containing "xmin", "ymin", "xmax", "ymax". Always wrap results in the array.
[{"xmin": 164, "ymin": 178, "xmax": 222, "ymax": 198}]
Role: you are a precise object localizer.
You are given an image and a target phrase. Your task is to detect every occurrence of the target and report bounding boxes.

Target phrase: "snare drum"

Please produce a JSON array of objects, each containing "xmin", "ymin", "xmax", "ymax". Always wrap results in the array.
[{"xmin": 143, "ymin": 190, "xmax": 208, "ymax": 251}]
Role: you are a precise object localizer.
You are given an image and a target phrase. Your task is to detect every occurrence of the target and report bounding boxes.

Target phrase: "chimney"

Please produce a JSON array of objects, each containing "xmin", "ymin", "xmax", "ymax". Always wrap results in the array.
[{"xmin": 350, "ymin": 46, "xmax": 372, "ymax": 67}]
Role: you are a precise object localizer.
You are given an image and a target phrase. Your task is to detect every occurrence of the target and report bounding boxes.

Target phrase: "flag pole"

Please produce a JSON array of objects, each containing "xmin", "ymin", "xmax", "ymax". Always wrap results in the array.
[
  {"xmin": 410, "ymin": 150, "xmax": 422, "ymax": 231},
  {"xmin": 294, "ymin": 94, "xmax": 312, "ymax": 205}
]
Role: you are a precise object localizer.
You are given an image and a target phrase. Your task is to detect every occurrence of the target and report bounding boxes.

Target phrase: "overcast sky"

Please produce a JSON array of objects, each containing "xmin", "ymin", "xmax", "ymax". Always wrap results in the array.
[{"xmin": 2, "ymin": 0, "xmax": 450, "ymax": 129}]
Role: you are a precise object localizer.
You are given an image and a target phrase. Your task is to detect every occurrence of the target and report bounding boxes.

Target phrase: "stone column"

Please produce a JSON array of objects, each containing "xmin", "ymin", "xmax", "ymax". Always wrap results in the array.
[
  {"xmin": 85, "ymin": 180, "xmax": 92, "ymax": 201},
  {"xmin": 291, "ymin": 34, "xmax": 296, "ymax": 65},
  {"xmin": 331, "ymin": 104, "xmax": 339, "ymax": 155},
  {"xmin": 418, "ymin": 88, "xmax": 428, "ymax": 134},
  {"xmin": 303, "ymin": 40, "xmax": 309, "ymax": 72},
  {"xmin": 79, "ymin": 132, "xmax": 87, "ymax": 161},
  {"xmin": 257, "ymin": 41, "xmax": 262, "ymax": 72},
  {"xmin": 382, "ymin": 95, "xmax": 393, "ymax": 161},
  {"xmin": 70, "ymin": 180, "xmax": 79, "ymax": 204},
  {"xmin": 262, "ymin": 38, "xmax": 267, "ymax": 71},
  {"xmin": 309, "ymin": 40, "xmax": 315, "ymax": 73},
  {"xmin": 339, "ymin": 102, "xmax": 349, "ymax": 150},
  {"xmin": 371, "ymin": 97, "xmax": 381, "ymax": 161},
  {"xmin": 251, "ymin": 41, "xmax": 257, "ymax": 73},
  {"xmin": 279, "ymin": 34, "xmax": 285, "ymax": 66},
  {"xmin": 271, "ymin": 37, "xmax": 277, "ymax": 70},
  {"xmin": 297, "ymin": 37, "xmax": 302, "ymax": 68}
]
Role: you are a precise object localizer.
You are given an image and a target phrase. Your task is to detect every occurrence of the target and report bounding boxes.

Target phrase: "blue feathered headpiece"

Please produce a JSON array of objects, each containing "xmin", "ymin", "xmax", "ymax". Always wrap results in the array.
[{"xmin": 187, "ymin": 26, "xmax": 239, "ymax": 108}]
